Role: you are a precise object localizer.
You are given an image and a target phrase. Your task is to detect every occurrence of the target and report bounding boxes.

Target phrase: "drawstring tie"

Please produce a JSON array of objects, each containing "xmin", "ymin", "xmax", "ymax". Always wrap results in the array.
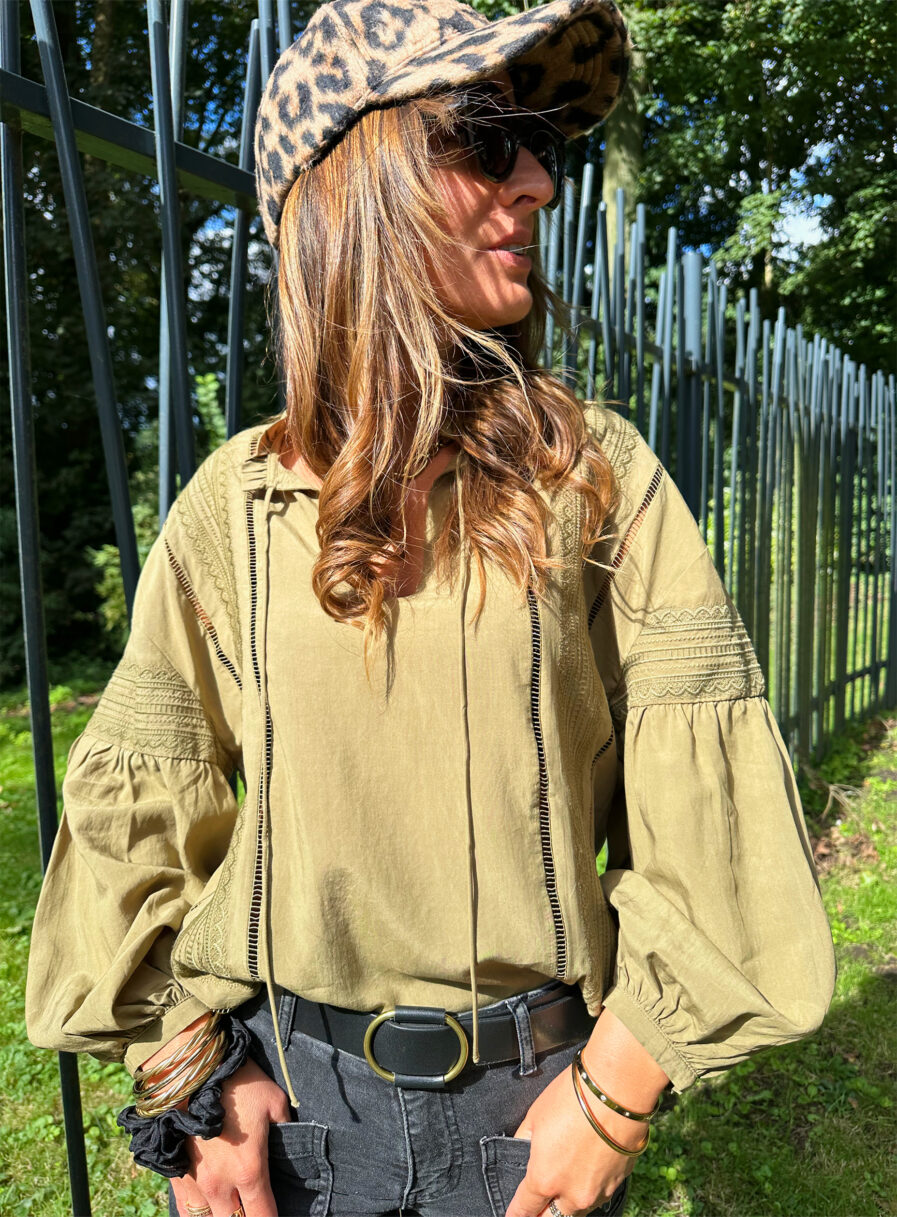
[
  {"xmin": 254, "ymin": 479, "xmax": 301, "ymax": 1110},
  {"xmin": 455, "ymin": 452, "xmax": 480, "ymax": 1065}
]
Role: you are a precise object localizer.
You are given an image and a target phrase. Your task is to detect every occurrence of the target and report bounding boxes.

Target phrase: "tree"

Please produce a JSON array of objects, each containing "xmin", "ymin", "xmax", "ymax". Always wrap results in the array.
[
  {"xmin": 608, "ymin": 0, "xmax": 895, "ymax": 371},
  {"xmin": 1, "ymin": 0, "xmax": 312, "ymax": 686}
]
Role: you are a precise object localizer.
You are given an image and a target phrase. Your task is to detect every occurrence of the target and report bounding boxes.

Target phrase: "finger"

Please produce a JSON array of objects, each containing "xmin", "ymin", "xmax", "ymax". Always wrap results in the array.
[
  {"xmin": 505, "ymin": 1174, "xmax": 553, "ymax": 1217},
  {"xmin": 170, "ymin": 1174, "xmax": 215, "ymax": 1217},
  {"xmin": 535, "ymin": 1196, "xmax": 588, "ymax": 1217},
  {"xmin": 191, "ymin": 1174, "xmax": 241, "ymax": 1217},
  {"xmin": 234, "ymin": 1178, "xmax": 279, "ymax": 1217}
]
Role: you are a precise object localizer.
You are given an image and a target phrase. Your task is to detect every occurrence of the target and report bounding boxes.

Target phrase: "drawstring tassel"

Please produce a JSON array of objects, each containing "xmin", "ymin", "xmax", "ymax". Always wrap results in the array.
[{"xmin": 455, "ymin": 455, "xmax": 480, "ymax": 1065}]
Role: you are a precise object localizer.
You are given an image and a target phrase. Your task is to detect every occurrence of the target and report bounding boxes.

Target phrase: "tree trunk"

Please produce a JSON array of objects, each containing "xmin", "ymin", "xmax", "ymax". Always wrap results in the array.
[{"xmin": 602, "ymin": 41, "xmax": 647, "ymax": 296}]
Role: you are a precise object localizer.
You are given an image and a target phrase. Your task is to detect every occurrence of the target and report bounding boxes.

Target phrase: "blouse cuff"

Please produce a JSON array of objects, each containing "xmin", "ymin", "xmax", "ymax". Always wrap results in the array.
[
  {"xmin": 116, "ymin": 1014, "xmax": 251, "ymax": 1178},
  {"xmin": 123, "ymin": 995, "xmax": 215, "ymax": 1076},
  {"xmin": 600, "ymin": 985, "xmax": 698, "ymax": 1094}
]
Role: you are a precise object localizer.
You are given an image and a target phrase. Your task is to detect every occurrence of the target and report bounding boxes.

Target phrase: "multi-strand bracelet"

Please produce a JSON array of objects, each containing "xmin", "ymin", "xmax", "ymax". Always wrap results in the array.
[
  {"xmin": 569, "ymin": 1048, "xmax": 661, "ymax": 1158},
  {"xmin": 132, "ymin": 1012, "xmax": 228, "ymax": 1117},
  {"xmin": 117, "ymin": 1012, "xmax": 252, "ymax": 1178}
]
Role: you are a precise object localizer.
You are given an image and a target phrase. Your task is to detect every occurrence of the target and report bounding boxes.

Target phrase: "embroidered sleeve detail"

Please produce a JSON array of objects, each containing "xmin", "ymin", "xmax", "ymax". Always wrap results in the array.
[
  {"xmin": 611, "ymin": 603, "xmax": 766, "ymax": 714},
  {"xmin": 588, "ymin": 464, "xmax": 664, "ymax": 628},
  {"xmin": 86, "ymin": 656, "xmax": 225, "ymax": 764},
  {"xmin": 581, "ymin": 402, "xmax": 641, "ymax": 505},
  {"xmin": 554, "ymin": 479, "xmax": 609, "ymax": 804},
  {"xmin": 167, "ymin": 453, "xmax": 242, "ymax": 670},
  {"xmin": 165, "ymin": 542, "xmax": 241, "ymax": 691}
]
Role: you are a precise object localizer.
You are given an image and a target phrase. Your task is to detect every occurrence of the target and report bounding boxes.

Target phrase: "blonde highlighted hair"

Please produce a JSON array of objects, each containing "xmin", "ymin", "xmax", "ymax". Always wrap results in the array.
[{"xmin": 267, "ymin": 89, "xmax": 617, "ymax": 677}]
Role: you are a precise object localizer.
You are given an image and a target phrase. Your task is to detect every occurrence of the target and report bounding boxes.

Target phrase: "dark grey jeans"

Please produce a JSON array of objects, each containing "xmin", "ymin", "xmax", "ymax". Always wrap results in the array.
[{"xmin": 168, "ymin": 981, "xmax": 630, "ymax": 1217}]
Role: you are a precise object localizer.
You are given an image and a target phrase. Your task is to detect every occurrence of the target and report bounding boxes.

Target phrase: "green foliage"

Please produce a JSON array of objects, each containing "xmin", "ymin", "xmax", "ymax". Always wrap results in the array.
[
  {"xmin": 85, "ymin": 373, "xmax": 229, "ymax": 647},
  {"xmin": 0, "ymin": 0, "xmax": 284, "ymax": 690},
  {"xmin": 622, "ymin": 0, "xmax": 895, "ymax": 373}
]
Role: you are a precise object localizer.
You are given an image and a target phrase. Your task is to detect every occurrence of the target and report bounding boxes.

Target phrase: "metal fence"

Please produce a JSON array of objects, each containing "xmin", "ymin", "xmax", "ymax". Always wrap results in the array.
[{"xmin": 2, "ymin": 1, "xmax": 895, "ymax": 1212}]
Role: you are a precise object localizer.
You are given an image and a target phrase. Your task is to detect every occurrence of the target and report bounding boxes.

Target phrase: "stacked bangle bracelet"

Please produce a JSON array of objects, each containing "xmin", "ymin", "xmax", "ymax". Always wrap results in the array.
[
  {"xmin": 569, "ymin": 1048, "xmax": 659, "ymax": 1158},
  {"xmin": 132, "ymin": 1012, "xmax": 228, "ymax": 1117},
  {"xmin": 572, "ymin": 1049, "xmax": 662, "ymax": 1121}
]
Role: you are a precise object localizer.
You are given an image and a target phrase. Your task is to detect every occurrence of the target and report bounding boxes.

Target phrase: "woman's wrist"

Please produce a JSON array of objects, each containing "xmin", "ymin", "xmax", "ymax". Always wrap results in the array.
[
  {"xmin": 138, "ymin": 1013, "xmax": 215, "ymax": 1072},
  {"xmin": 578, "ymin": 1007, "xmax": 669, "ymax": 1149}
]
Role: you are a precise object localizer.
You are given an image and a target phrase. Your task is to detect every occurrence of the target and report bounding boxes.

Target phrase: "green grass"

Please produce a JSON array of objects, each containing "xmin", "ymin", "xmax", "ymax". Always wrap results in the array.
[{"xmin": 1, "ymin": 687, "xmax": 895, "ymax": 1215}]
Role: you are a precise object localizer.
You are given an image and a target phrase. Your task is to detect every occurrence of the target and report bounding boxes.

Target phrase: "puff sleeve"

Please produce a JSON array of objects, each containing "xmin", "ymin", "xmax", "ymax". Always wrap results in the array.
[
  {"xmin": 586, "ymin": 409, "xmax": 836, "ymax": 1093},
  {"xmin": 25, "ymin": 455, "xmax": 244, "ymax": 1073}
]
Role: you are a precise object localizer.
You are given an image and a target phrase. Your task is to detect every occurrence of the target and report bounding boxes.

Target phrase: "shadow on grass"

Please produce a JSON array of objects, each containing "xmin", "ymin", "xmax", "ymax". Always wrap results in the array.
[{"xmin": 626, "ymin": 969, "xmax": 896, "ymax": 1217}]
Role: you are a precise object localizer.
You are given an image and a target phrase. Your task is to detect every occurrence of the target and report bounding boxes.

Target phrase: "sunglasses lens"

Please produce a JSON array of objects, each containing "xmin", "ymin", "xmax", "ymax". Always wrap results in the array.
[
  {"xmin": 454, "ymin": 106, "xmax": 566, "ymax": 207},
  {"xmin": 527, "ymin": 129, "xmax": 565, "ymax": 208},
  {"xmin": 473, "ymin": 126, "xmax": 515, "ymax": 181}
]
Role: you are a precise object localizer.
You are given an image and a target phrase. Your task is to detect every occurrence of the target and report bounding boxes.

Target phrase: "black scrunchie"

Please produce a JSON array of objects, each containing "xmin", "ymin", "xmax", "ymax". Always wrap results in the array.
[{"xmin": 117, "ymin": 1015, "xmax": 252, "ymax": 1178}]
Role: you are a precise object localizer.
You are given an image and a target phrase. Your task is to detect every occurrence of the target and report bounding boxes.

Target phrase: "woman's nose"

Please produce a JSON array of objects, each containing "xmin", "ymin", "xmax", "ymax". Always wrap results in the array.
[{"xmin": 498, "ymin": 144, "xmax": 557, "ymax": 211}]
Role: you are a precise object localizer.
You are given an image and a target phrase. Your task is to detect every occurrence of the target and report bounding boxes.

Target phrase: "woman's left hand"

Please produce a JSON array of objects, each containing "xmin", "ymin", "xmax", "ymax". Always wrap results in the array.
[{"xmin": 503, "ymin": 1061, "xmax": 642, "ymax": 1217}]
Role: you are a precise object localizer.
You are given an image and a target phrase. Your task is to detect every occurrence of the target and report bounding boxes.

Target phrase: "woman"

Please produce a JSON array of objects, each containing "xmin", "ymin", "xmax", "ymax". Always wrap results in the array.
[{"xmin": 26, "ymin": 2, "xmax": 836, "ymax": 1216}]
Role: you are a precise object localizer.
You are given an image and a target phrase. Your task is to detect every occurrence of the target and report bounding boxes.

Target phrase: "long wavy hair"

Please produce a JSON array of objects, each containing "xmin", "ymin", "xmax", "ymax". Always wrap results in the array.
[{"xmin": 267, "ymin": 88, "xmax": 617, "ymax": 678}]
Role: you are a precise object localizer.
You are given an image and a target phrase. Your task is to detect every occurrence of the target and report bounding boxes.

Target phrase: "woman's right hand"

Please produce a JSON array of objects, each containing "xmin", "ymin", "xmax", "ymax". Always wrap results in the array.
[{"xmin": 169, "ymin": 1054, "xmax": 292, "ymax": 1217}]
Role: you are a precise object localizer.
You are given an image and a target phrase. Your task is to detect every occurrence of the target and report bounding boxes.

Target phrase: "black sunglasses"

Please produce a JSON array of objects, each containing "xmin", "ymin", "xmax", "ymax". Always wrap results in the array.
[{"xmin": 438, "ymin": 91, "xmax": 567, "ymax": 210}]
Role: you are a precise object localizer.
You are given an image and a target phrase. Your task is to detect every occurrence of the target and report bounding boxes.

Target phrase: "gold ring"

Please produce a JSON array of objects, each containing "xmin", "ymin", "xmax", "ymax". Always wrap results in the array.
[
  {"xmin": 230, "ymin": 1206, "xmax": 245, "ymax": 1217},
  {"xmin": 185, "ymin": 1206, "xmax": 212, "ymax": 1217}
]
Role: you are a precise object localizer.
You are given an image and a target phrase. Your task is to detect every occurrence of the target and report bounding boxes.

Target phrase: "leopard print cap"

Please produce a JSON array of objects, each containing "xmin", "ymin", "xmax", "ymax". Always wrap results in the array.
[{"xmin": 255, "ymin": 0, "xmax": 632, "ymax": 249}]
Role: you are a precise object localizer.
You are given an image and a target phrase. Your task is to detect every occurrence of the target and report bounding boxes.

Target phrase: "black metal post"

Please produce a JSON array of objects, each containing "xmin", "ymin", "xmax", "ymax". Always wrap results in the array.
[{"xmin": 29, "ymin": 0, "xmax": 140, "ymax": 615}]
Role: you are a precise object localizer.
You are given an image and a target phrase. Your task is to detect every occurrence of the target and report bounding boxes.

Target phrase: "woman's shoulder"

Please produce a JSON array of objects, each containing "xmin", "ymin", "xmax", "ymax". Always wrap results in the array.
[
  {"xmin": 580, "ymin": 400, "xmax": 663, "ymax": 514},
  {"xmin": 165, "ymin": 419, "xmax": 277, "ymax": 536}
]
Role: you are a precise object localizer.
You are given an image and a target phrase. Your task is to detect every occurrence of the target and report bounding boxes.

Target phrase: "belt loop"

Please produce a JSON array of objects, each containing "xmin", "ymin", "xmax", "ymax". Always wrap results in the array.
[
  {"xmin": 504, "ymin": 995, "xmax": 538, "ymax": 1076},
  {"xmin": 277, "ymin": 988, "xmax": 297, "ymax": 1050}
]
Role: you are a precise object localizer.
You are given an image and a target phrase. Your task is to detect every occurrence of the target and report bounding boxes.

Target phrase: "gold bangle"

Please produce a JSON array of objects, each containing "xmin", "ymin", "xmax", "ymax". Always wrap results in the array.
[
  {"xmin": 134, "ymin": 1049, "xmax": 225, "ymax": 1118},
  {"xmin": 135, "ymin": 1037, "xmax": 226, "ymax": 1115},
  {"xmin": 573, "ymin": 1049, "xmax": 662, "ymax": 1122},
  {"xmin": 132, "ymin": 1013, "xmax": 221, "ymax": 1085},
  {"xmin": 134, "ymin": 1030, "xmax": 224, "ymax": 1107},
  {"xmin": 134, "ymin": 1026, "xmax": 225, "ymax": 1100},
  {"xmin": 134, "ymin": 1032, "xmax": 228, "ymax": 1117},
  {"xmin": 570, "ymin": 1063, "xmax": 650, "ymax": 1157},
  {"xmin": 135, "ymin": 1040, "xmax": 225, "ymax": 1114}
]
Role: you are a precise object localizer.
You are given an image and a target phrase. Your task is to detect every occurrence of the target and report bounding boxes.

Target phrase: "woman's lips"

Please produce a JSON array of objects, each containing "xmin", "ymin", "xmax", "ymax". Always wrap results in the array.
[{"xmin": 487, "ymin": 248, "xmax": 532, "ymax": 269}]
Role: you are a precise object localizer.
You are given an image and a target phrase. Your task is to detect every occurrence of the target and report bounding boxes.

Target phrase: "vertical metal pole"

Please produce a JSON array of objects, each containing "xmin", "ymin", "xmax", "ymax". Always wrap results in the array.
[
  {"xmin": 613, "ymin": 186, "xmax": 625, "ymax": 410},
  {"xmin": 559, "ymin": 176, "xmax": 577, "ymax": 384},
  {"xmin": 729, "ymin": 297, "xmax": 745, "ymax": 609},
  {"xmin": 568, "ymin": 158, "xmax": 594, "ymax": 393},
  {"xmin": 699, "ymin": 263, "xmax": 713, "ymax": 539},
  {"xmin": 257, "ymin": 0, "xmax": 277, "ymax": 84},
  {"xmin": 885, "ymin": 374, "xmax": 897, "ymax": 707},
  {"xmin": 147, "ymin": 0, "xmax": 195, "ymax": 487},
  {"xmin": 648, "ymin": 269, "xmax": 665, "ymax": 453},
  {"xmin": 544, "ymin": 201, "xmax": 561, "ymax": 369},
  {"xmin": 634, "ymin": 204, "xmax": 646, "ymax": 433},
  {"xmin": 3, "ymin": 10, "xmax": 92, "ymax": 1214},
  {"xmin": 225, "ymin": 19, "xmax": 261, "ymax": 439},
  {"xmin": 713, "ymin": 279, "xmax": 727, "ymax": 580},
  {"xmin": 660, "ymin": 227, "xmax": 676, "ymax": 468},
  {"xmin": 158, "ymin": 0, "xmax": 190, "ymax": 520},
  {"xmin": 29, "ymin": 0, "xmax": 139, "ymax": 616},
  {"xmin": 276, "ymin": 0, "xmax": 293, "ymax": 52},
  {"xmin": 681, "ymin": 251, "xmax": 702, "ymax": 517}
]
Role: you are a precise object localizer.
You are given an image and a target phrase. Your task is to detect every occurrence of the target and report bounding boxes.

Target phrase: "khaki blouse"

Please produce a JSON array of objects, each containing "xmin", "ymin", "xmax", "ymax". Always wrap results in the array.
[{"xmin": 25, "ymin": 402, "xmax": 835, "ymax": 1093}]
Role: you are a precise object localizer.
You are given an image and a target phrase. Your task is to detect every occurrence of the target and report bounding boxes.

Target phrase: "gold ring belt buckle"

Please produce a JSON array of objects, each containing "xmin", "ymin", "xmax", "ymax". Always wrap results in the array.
[{"xmin": 363, "ymin": 1009, "xmax": 469, "ymax": 1086}]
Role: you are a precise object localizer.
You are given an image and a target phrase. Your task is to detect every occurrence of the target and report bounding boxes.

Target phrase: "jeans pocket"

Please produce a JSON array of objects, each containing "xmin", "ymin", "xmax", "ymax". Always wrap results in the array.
[
  {"xmin": 480, "ymin": 1134, "xmax": 532, "ymax": 1217},
  {"xmin": 267, "ymin": 1120, "xmax": 333, "ymax": 1217},
  {"xmin": 479, "ymin": 1136, "xmax": 629, "ymax": 1217}
]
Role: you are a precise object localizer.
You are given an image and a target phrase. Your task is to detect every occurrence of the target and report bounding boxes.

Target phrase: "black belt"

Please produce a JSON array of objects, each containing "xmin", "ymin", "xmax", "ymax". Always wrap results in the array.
[{"xmin": 284, "ymin": 981, "xmax": 596, "ymax": 1090}]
